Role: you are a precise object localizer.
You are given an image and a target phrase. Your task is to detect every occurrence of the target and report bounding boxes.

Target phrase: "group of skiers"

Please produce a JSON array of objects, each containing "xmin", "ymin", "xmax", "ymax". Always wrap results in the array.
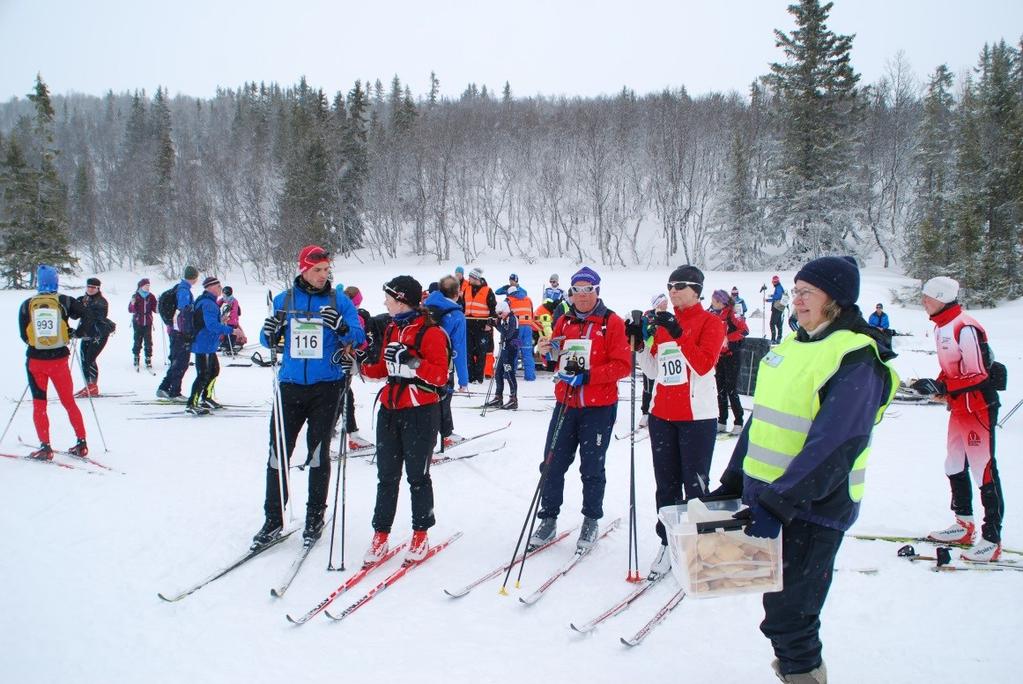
[{"xmin": 15, "ymin": 251, "xmax": 1008, "ymax": 684}]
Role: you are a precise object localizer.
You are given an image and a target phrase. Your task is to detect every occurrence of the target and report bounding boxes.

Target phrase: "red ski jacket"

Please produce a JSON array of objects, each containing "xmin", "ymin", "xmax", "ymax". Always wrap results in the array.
[
  {"xmin": 363, "ymin": 313, "xmax": 451, "ymax": 410},
  {"xmin": 639, "ymin": 302, "xmax": 725, "ymax": 422},
  {"xmin": 550, "ymin": 302, "xmax": 631, "ymax": 408}
]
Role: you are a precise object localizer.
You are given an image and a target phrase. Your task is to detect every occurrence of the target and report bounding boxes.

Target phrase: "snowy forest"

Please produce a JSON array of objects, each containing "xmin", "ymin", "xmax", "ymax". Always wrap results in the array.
[{"xmin": 1, "ymin": 1, "xmax": 1022, "ymax": 301}]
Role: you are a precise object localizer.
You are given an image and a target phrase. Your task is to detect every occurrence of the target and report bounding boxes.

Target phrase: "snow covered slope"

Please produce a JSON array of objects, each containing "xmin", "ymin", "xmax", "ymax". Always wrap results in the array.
[{"xmin": 2, "ymin": 261, "xmax": 1020, "ymax": 683}]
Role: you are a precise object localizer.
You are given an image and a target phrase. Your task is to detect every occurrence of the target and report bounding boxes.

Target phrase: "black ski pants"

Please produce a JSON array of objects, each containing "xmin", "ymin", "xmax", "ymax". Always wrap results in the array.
[
  {"xmin": 770, "ymin": 307, "xmax": 784, "ymax": 343},
  {"xmin": 466, "ymin": 319, "xmax": 490, "ymax": 383},
  {"xmin": 132, "ymin": 323, "xmax": 153, "ymax": 362},
  {"xmin": 761, "ymin": 518, "xmax": 843, "ymax": 677},
  {"xmin": 641, "ymin": 375, "xmax": 655, "ymax": 415},
  {"xmin": 716, "ymin": 353, "xmax": 744, "ymax": 427},
  {"xmin": 188, "ymin": 352, "xmax": 220, "ymax": 405},
  {"xmin": 648, "ymin": 415, "xmax": 717, "ymax": 544},
  {"xmin": 373, "ymin": 403, "xmax": 439, "ymax": 532},
  {"xmin": 79, "ymin": 334, "xmax": 108, "ymax": 385},
  {"xmin": 263, "ymin": 380, "xmax": 343, "ymax": 526},
  {"xmin": 440, "ymin": 373, "xmax": 455, "ymax": 439}
]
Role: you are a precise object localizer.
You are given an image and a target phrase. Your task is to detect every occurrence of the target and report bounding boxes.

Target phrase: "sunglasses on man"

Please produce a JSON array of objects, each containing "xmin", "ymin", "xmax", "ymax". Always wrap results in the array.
[
  {"xmin": 569, "ymin": 284, "xmax": 597, "ymax": 295},
  {"xmin": 666, "ymin": 281, "xmax": 700, "ymax": 291}
]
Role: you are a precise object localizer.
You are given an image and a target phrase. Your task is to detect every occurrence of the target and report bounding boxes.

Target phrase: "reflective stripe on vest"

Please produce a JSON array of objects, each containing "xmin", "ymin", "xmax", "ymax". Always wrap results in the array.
[
  {"xmin": 511, "ymin": 296, "xmax": 538, "ymax": 330},
  {"xmin": 742, "ymin": 329, "xmax": 899, "ymax": 502},
  {"xmin": 464, "ymin": 285, "xmax": 492, "ymax": 319}
]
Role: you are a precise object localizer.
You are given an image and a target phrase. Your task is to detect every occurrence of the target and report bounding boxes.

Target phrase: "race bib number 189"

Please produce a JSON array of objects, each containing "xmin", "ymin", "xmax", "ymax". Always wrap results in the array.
[
  {"xmin": 657, "ymin": 342, "xmax": 687, "ymax": 386},
  {"xmin": 290, "ymin": 320, "xmax": 323, "ymax": 359},
  {"xmin": 558, "ymin": 339, "xmax": 592, "ymax": 373}
]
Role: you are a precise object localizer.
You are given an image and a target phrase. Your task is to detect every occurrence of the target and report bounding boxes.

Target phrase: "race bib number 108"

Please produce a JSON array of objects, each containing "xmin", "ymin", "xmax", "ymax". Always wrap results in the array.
[{"xmin": 657, "ymin": 342, "xmax": 687, "ymax": 386}]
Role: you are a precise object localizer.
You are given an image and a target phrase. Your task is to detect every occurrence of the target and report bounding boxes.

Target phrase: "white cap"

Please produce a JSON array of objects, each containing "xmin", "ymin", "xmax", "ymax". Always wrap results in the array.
[
  {"xmin": 496, "ymin": 299, "xmax": 511, "ymax": 315},
  {"xmin": 651, "ymin": 293, "xmax": 667, "ymax": 308},
  {"xmin": 922, "ymin": 276, "xmax": 960, "ymax": 304}
]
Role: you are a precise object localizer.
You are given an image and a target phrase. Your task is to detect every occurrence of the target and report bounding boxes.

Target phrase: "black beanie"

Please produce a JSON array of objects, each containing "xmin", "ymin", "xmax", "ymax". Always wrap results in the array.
[
  {"xmin": 794, "ymin": 256, "xmax": 860, "ymax": 307},
  {"xmin": 668, "ymin": 265, "xmax": 704, "ymax": 295},
  {"xmin": 86, "ymin": 277, "xmax": 101, "ymax": 287},
  {"xmin": 384, "ymin": 275, "xmax": 423, "ymax": 306}
]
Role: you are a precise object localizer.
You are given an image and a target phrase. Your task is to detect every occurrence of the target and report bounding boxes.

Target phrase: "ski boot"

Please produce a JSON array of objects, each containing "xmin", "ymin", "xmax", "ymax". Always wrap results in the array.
[
  {"xmin": 577, "ymin": 516, "xmax": 600, "ymax": 552},
  {"xmin": 29, "ymin": 443, "xmax": 54, "ymax": 461},
  {"xmin": 364, "ymin": 531, "xmax": 390, "ymax": 565},
  {"xmin": 961, "ymin": 538, "xmax": 1001, "ymax": 562},
  {"xmin": 251, "ymin": 518, "xmax": 283, "ymax": 549},
  {"xmin": 185, "ymin": 402, "xmax": 210, "ymax": 416},
  {"xmin": 527, "ymin": 517, "xmax": 557, "ymax": 551},
  {"xmin": 405, "ymin": 530, "xmax": 430, "ymax": 564},
  {"xmin": 442, "ymin": 433, "xmax": 465, "ymax": 449},
  {"xmin": 484, "ymin": 395, "xmax": 504, "ymax": 409},
  {"xmin": 200, "ymin": 397, "xmax": 225, "ymax": 410},
  {"xmin": 927, "ymin": 516, "xmax": 975, "ymax": 544},
  {"xmin": 647, "ymin": 544, "xmax": 671, "ymax": 581},
  {"xmin": 67, "ymin": 438, "xmax": 88, "ymax": 459},
  {"xmin": 303, "ymin": 514, "xmax": 325, "ymax": 546},
  {"xmin": 502, "ymin": 396, "xmax": 518, "ymax": 410}
]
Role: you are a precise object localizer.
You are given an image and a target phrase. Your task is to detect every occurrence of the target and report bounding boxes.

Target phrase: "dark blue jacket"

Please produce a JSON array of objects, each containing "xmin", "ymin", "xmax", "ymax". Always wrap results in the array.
[
  {"xmin": 496, "ymin": 313, "xmax": 520, "ymax": 350},
  {"xmin": 173, "ymin": 280, "xmax": 194, "ymax": 334},
  {"xmin": 722, "ymin": 309, "xmax": 895, "ymax": 531},
  {"xmin": 424, "ymin": 291, "xmax": 468, "ymax": 387},
  {"xmin": 260, "ymin": 277, "xmax": 365, "ymax": 385},
  {"xmin": 191, "ymin": 291, "xmax": 234, "ymax": 353}
]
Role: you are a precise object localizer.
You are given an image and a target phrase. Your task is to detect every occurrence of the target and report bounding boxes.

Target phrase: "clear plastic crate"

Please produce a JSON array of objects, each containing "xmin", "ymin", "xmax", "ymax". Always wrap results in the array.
[{"xmin": 658, "ymin": 498, "xmax": 783, "ymax": 598}]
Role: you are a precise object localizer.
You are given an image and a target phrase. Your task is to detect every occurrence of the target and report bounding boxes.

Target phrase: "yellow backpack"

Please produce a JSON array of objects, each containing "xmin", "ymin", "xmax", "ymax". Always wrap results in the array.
[{"xmin": 26, "ymin": 293, "xmax": 70, "ymax": 350}]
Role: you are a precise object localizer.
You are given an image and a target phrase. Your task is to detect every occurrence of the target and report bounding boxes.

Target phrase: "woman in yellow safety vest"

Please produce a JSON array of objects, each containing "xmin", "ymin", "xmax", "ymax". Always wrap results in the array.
[{"xmin": 709, "ymin": 256, "xmax": 898, "ymax": 683}]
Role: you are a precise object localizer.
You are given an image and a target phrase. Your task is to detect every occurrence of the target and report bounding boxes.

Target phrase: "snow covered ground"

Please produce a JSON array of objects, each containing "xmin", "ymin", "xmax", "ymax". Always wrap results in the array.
[{"xmin": 2, "ymin": 259, "xmax": 1021, "ymax": 683}]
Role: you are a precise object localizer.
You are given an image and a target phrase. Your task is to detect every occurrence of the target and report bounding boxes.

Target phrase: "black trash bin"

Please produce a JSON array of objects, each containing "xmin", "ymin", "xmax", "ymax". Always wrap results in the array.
[{"xmin": 736, "ymin": 337, "xmax": 772, "ymax": 396}]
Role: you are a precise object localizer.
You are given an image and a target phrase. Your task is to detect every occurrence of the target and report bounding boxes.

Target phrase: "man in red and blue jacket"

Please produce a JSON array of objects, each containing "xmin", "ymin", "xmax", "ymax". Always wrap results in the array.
[{"xmin": 530, "ymin": 266, "xmax": 632, "ymax": 552}]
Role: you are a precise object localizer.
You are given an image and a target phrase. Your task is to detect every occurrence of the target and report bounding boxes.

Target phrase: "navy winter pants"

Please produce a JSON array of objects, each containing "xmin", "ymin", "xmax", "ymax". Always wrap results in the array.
[
  {"xmin": 158, "ymin": 331, "xmax": 191, "ymax": 396},
  {"xmin": 761, "ymin": 518, "xmax": 844, "ymax": 676},
  {"xmin": 538, "ymin": 403, "xmax": 616, "ymax": 521},
  {"xmin": 648, "ymin": 414, "xmax": 717, "ymax": 544}
]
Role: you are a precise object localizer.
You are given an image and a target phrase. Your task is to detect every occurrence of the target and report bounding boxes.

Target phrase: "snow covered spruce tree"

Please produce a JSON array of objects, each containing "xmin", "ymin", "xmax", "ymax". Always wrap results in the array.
[
  {"xmin": 0, "ymin": 74, "xmax": 76, "ymax": 288},
  {"xmin": 767, "ymin": 0, "xmax": 862, "ymax": 263},
  {"xmin": 906, "ymin": 64, "xmax": 956, "ymax": 282}
]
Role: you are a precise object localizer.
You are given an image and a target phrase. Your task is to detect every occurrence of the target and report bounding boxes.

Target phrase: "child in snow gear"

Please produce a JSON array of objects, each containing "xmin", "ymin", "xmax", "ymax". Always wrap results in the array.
[
  {"xmin": 216, "ymin": 285, "xmax": 247, "ymax": 352},
  {"xmin": 459, "ymin": 267, "xmax": 497, "ymax": 384},
  {"xmin": 637, "ymin": 266, "xmax": 725, "ymax": 577},
  {"xmin": 128, "ymin": 278, "xmax": 157, "ymax": 370},
  {"xmin": 186, "ymin": 277, "xmax": 235, "ymax": 414},
  {"xmin": 19, "ymin": 265, "xmax": 90, "ymax": 459},
  {"xmin": 362, "ymin": 275, "xmax": 451, "ymax": 564},
  {"xmin": 709, "ymin": 289, "xmax": 749, "ymax": 435},
  {"xmin": 75, "ymin": 277, "xmax": 115, "ymax": 397},
  {"xmin": 915, "ymin": 276, "xmax": 1006, "ymax": 562},
  {"xmin": 532, "ymin": 266, "xmax": 632, "ymax": 551},
  {"xmin": 425, "ymin": 276, "xmax": 470, "ymax": 448},
  {"xmin": 252, "ymin": 246, "xmax": 365, "ymax": 548},
  {"xmin": 767, "ymin": 275, "xmax": 786, "ymax": 344},
  {"xmin": 487, "ymin": 299, "xmax": 520, "ymax": 410},
  {"xmin": 711, "ymin": 255, "xmax": 898, "ymax": 682},
  {"xmin": 157, "ymin": 266, "xmax": 199, "ymax": 399}
]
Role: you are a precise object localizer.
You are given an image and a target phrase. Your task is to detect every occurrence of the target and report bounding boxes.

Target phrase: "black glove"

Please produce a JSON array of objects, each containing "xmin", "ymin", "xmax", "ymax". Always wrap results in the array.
[
  {"xmin": 624, "ymin": 320, "xmax": 645, "ymax": 352},
  {"xmin": 654, "ymin": 311, "xmax": 682, "ymax": 338},
  {"xmin": 733, "ymin": 502, "xmax": 782, "ymax": 539},
  {"xmin": 705, "ymin": 469, "xmax": 743, "ymax": 499},
  {"xmin": 263, "ymin": 315, "xmax": 283, "ymax": 342},
  {"xmin": 383, "ymin": 342, "xmax": 416, "ymax": 366},
  {"xmin": 910, "ymin": 378, "xmax": 946, "ymax": 396},
  {"xmin": 319, "ymin": 306, "xmax": 349, "ymax": 334}
]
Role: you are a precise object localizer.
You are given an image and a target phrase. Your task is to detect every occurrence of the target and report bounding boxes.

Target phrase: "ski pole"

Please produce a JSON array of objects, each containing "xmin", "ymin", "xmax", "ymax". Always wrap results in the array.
[
  {"xmin": 327, "ymin": 369, "xmax": 355, "ymax": 571},
  {"xmin": 500, "ymin": 385, "xmax": 577, "ymax": 594},
  {"xmin": 74, "ymin": 339, "xmax": 110, "ymax": 452},
  {"xmin": 479, "ymin": 356, "xmax": 497, "ymax": 417},
  {"xmin": 267, "ymin": 291, "xmax": 292, "ymax": 526},
  {"xmin": 998, "ymin": 397, "xmax": 1023, "ymax": 428},
  {"xmin": 627, "ymin": 310, "xmax": 643, "ymax": 582},
  {"xmin": 0, "ymin": 384, "xmax": 29, "ymax": 446}
]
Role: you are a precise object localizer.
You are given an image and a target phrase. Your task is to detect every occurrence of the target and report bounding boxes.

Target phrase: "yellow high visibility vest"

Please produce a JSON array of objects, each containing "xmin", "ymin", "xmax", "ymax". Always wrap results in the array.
[{"xmin": 743, "ymin": 330, "xmax": 898, "ymax": 502}]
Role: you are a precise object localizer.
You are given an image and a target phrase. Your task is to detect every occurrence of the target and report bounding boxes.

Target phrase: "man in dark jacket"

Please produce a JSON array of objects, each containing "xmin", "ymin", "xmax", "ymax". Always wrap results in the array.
[
  {"xmin": 425, "ymin": 275, "xmax": 469, "ymax": 448},
  {"xmin": 158, "ymin": 265, "xmax": 199, "ymax": 399},
  {"xmin": 75, "ymin": 277, "xmax": 115, "ymax": 397}
]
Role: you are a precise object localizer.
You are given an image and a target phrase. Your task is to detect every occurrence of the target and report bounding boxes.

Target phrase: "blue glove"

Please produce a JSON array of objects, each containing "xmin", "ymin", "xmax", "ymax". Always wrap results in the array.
[
  {"xmin": 557, "ymin": 369, "xmax": 589, "ymax": 387},
  {"xmin": 733, "ymin": 501, "xmax": 782, "ymax": 539}
]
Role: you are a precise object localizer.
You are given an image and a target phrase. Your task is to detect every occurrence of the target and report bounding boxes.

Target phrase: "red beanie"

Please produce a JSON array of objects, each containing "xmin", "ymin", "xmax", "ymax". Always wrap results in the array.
[{"xmin": 298, "ymin": 245, "xmax": 330, "ymax": 273}]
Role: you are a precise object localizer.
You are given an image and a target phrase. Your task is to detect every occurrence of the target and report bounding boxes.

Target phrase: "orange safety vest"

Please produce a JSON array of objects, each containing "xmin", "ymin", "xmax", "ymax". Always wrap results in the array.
[
  {"xmin": 458, "ymin": 279, "xmax": 471, "ymax": 302},
  {"xmin": 463, "ymin": 285, "xmax": 493, "ymax": 319},
  {"xmin": 510, "ymin": 296, "xmax": 538, "ymax": 330}
]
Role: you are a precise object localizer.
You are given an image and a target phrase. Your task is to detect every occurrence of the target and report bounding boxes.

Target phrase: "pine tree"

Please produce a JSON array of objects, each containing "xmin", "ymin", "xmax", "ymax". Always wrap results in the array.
[{"xmin": 768, "ymin": 0, "xmax": 861, "ymax": 262}]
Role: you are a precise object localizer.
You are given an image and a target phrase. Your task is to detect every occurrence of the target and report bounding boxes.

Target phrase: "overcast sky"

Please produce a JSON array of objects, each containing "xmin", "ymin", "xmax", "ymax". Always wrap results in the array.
[{"xmin": 2, "ymin": 0, "xmax": 1021, "ymax": 102}]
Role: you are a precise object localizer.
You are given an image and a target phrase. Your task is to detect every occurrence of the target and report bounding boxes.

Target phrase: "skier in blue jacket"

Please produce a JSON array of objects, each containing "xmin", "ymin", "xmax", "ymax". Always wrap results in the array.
[
  {"xmin": 252, "ymin": 245, "xmax": 366, "ymax": 547},
  {"xmin": 767, "ymin": 275, "xmax": 786, "ymax": 344},
  {"xmin": 186, "ymin": 277, "xmax": 235, "ymax": 415},
  {"xmin": 425, "ymin": 276, "xmax": 469, "ymax": 448}
]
